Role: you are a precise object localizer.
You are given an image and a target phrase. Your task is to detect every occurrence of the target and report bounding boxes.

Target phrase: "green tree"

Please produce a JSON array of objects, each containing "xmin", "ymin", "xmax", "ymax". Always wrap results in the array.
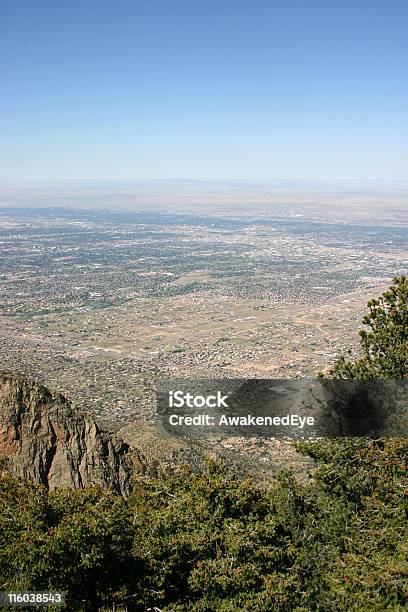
[
  {"xmin": 297, "ymin": 437, "xmax": 408, "ymax": 611},
  {"xmin": 128, "ymin": 460, "xmax": 307, "ymax": 611},
  {"xmin": 1, "ymin": 443, "xmax": 407, "ymax": 611},
  {"xmin": 0, "ymin": 478, "xmax": 144, "ymax": 611},
  {"xmin": 323, "ymin": 276, "xmax": 408, "ymax": 379}
]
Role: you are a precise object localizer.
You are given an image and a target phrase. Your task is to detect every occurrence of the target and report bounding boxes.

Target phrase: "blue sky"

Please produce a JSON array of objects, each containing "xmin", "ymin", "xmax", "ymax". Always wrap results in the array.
[{"xmin": 1, "ymin": 0, "xmax": 407, "ymax": 181}]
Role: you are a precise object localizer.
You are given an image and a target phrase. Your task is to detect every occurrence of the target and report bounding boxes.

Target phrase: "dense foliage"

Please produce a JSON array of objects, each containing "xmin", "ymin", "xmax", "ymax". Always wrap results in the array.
[
  {"xmin": 324, "ymin": 276, "xmax": 408, "ymax": 379},
  {"xmin": 1, "ymin": 439, "xmax": 407, "ymax": 611}
]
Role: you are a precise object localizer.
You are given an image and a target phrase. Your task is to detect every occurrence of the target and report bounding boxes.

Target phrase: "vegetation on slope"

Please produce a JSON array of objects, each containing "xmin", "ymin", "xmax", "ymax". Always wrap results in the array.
[{"xmin": 0, "ymin": 439, "xmax": 407, "ymax": 611}]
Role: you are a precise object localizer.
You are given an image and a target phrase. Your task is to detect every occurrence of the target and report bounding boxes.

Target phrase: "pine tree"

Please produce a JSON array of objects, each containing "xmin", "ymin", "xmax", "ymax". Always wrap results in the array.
[{"xmin": 323, "ymin": 276, "xmax": 408, "ymax": 379}]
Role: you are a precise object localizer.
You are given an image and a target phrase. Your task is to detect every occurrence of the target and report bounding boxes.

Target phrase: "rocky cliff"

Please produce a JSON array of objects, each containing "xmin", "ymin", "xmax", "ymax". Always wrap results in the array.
[{"xmin": 0, "ymin": 372, "xmax": 146, "ymax": 494}]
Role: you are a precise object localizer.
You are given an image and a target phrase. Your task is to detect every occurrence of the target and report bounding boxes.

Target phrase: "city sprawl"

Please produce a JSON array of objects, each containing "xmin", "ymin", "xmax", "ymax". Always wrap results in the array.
[{"xmin": 1, "ymin": 202, "xmax": 406, "ymax": 441}]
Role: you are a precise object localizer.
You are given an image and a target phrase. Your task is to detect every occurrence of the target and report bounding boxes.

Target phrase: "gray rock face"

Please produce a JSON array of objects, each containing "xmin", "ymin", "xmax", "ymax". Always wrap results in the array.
[{"xmin": 0, "ymin": 372, "xmax": 145, "ymax": 494}]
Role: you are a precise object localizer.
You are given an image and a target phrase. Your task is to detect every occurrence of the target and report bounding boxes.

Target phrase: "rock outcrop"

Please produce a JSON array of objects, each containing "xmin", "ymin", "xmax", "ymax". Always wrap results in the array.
[{"xmin": 0, "ymin": 372, "xmax": 146, "ymax": 494}]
